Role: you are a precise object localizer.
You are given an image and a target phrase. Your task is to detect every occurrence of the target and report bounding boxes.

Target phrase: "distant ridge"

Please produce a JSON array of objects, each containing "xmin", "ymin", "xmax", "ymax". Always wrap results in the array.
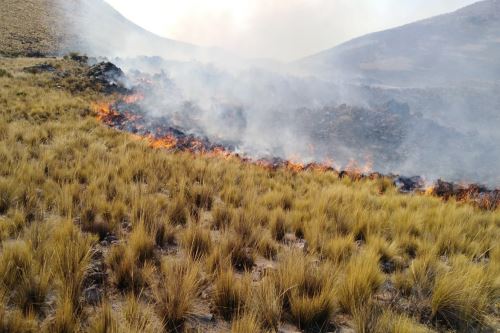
[
  {"xmin": 296, "ymin": 0, "xmax": 500, "ymax": 86},
  {"xmin": 0, "ymin": 0, "xmax": 227, "ymax": 62}
]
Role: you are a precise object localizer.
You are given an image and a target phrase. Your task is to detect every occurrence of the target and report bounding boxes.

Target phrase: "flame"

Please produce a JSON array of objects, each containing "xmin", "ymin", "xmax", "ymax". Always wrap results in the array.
[
  {"xmin": 286, "ymin": 161, "xmax": 305, "ymax": 173},
  {"xmin": 123, "ymin": 93, "xmax": 145, "ymax": 104},
  {"xmin": 149, "ymin": 135, "xmax": 177, "ymax": 150},
  {"xmin": 424, "ymin": 186, "xmax": 435, "ymax": 196},
  {"xmin": 91, "ymin": 98, "xmax": 499, "ymax": 210},
  {"xmin": 91, "ymin": 102, "xmax": 118, "ymax": 121},
  {"xmin": 206, "ymin": 147, "xmax": 233, "ymax": 160}
]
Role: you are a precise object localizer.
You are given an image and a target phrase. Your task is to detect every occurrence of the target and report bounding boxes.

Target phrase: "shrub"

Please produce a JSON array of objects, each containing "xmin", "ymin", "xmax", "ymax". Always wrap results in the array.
[
  {"xmin": 50, "ymin": 295, "xmax": 79, "ymax": 333},
  {"xmin": 270, "ymin": 209, "xmax": 287, "ymax": 241},
  {"xmin": 153, "ymin": 220, "xmax": 176, "ymax": 247},
  {"xmin": 374, "ymin": 310, "xmax": 430, "ymax": 333},
  {"xmin": 227, "ymin": 235, "xmax": 255, "ymax": 271},
  {"xmin": 231, "ymin": 312, "xmax": 262, "ymax": 333},
  {"xmin": 337, "ymin": 251, "xmax": 384, "ymax": 313},
  {"xmin": 0, "ymin": 301, "xmax": 38, "ymax": 333},
  {"xmin": 107, "ymin": 244, "xmax": 153, "ymax": 293},
  {"xmin": 87, "ymin": 302, "xmax": 119, "ymax": 333},
  {"xmin": 0, "ymin": 240, "xmax": 49, "ymax": 314},
  {"xmin": 167, "ymin": 197, "xmax": 188, "ymax": 226},
  {"xmin": 0, "ymin": 69, "xmax": 12, "ymax": 78},
  {"xmin": 288, "ymin": 265, "xmax": 336, "ymax": 331},
  {"xmin": 290, "ymin": 290, "xmax": 335, "ymax": 331},
  {"xmin": 182, "ymin": 225, "xmax": 212, "ymax": 260},
  {"xmin": 249, "ymin": 278, "xmax": 282, "ymax": 330},
  {"xmin": 0, "ymin": 178, "xmax": 16, "ymax": 214},
  {"xmin": 212, "ymin": 269, "xmax": 250, "ymax": 320},
  {"xmin": 257, "ymin": 232, "xmax": 278, "ymax": 260},
  {"xmin": 49, "ymin": 221, "xmax": 95, "ymax": 311},
  {"xmin": 211, "ymin": 204, "xmax": 232, "ymax": 230},
  {"xmin": 129, "ymin": 224, "xmax": 156, "ymax": 264},
  {"xmin": 122, "ymin": 295, "xmax": 160, "ymax": 333},
  {"xmin": 431, "ymin": 258, "xmax": 491, "ymax": 329},
  {"xmin": 189, "ymin": 183, "xmax": 213, "ymax": 211},
  {"xmin": 153, "ymin": 258, "xmax": 203, "ymax": 331},
  {"xmin": 323, "ymin": 235, "xmax": 356, "ymax": 264}
]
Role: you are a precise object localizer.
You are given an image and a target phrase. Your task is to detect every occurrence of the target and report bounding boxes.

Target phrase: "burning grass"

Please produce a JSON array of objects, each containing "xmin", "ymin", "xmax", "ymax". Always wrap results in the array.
[{"xmin": 0, "ymin": 57, "xmax": 499, "ymax": 332}]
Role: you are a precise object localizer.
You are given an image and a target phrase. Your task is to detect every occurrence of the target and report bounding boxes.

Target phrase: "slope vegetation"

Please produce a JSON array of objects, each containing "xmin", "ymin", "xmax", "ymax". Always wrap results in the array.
[
  {"xmin": 0, "ymin": 0, "xmax": 66, "ymax": 56},
  {"xmin": 0, "ymin": 0, "xmax": 220, "ymax": 61},
  {"xmin": 298, "ymin": 0, "xmax": 500, "ymax": 86},
  {"xmin": 0, "ymin": 57, "xmax": 498, "ymax": 332}
]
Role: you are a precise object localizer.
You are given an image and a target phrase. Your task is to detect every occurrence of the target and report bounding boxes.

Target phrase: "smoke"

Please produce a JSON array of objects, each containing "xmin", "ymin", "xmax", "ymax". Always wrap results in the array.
[{"xmin": 58, "ymin": 0, "xmax": 500, "ymax": 187}]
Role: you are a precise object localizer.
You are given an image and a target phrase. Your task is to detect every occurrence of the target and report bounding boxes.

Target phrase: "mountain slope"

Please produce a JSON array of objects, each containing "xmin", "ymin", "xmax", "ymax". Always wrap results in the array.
[
  {"xmin": 297, "ymin": 0, "xmax": 500, "ymax": 86},
  {"xmin": 0, "ymin": 0, "xmax": 226, "ymax": 62},
  {"xmin": 0, "ymin": 0, "xmax": 66, "ymax": 56}
]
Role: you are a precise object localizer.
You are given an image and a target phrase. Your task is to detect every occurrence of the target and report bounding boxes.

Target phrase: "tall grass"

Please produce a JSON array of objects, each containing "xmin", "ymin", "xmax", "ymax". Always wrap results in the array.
[{"xmin": 0, "ymin": 57, "xmax": 498, "ymax": 332}]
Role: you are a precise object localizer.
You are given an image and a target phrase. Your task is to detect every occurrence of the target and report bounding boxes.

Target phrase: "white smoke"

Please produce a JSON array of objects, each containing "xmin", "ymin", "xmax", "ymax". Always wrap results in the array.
[{"xmin": 57, "ymin": 0, "xmax": 500, "ymax": 187}]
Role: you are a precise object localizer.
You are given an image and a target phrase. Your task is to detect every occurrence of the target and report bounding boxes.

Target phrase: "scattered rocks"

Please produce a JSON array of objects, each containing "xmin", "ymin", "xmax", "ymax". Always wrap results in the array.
[
  {"xmin": 23, "ymin": 63, "xmax": 56, "ymax": 74},
  {"xmin": 83, "ymin": 248, "xmax": 107, "ymax": 306}
]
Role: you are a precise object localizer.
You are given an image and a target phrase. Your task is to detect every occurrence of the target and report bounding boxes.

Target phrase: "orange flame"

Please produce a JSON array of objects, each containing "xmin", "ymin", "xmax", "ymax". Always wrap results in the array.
[
  {"xmin": 91, "ymin": 102, "xmax": 117, "ymax": 121},
  {"xmin": 123, "ymin": 93, "xmax": 145, "ymax": 104},
  {"xmin": 148, "ymin": 135, "xmax": 177, "ymax": 150}
]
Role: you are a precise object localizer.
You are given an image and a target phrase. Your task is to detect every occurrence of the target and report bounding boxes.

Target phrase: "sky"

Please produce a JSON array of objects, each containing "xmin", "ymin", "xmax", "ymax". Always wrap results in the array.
[{"xmin": 104, "ymin": 0, "xmax": 478, "ymax": 61}]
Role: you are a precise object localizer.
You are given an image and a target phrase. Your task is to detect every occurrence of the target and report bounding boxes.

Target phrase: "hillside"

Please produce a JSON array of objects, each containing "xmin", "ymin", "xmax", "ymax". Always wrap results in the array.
[
  {"xmin": 0, "ymin": 0, "xmax": 66, "ymax": 56},
  {"xmin": 0, "ymin": 0, "xmax": 226, "ymax": 62},
  {"xmin": 0, "ymin": 57, "xmax": 499, "ymax": 332},
  {"xmin": 297, "ymin": 0, "xmax": 500, "ymax": 87}
]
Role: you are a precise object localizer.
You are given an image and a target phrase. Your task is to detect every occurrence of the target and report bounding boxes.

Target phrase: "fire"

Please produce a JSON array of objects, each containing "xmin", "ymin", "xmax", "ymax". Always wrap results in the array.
[
  {"xmin": 148, "ymin": 135, "xmax": 177, "ymax": 150},
  {"xmin": 286, "ymin": 161, "xmax": 305, "ymax": 173},
  {"xmin": 92, "ymin": 96, "xmax": 499, "ymax": 210},
  {"xmin": 91, "ymin": 102, "xmax": 118, "ymax": 121},
  {"xmin": 206, "ymin": 147, "xmax": 233, "ymax": 160},
  {"xmin": 344, "ymin": 156, "xmax": 373, "ymax": 176},
  {"xmin": 123, "ymin": 93, "xmax": 145, "ymax": 104}
]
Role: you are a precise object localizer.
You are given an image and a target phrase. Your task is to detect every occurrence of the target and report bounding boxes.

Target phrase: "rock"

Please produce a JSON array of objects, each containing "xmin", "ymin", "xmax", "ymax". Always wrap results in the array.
[
  {"xmin": 104, "ymin": 233, "xmax": 118, "ymax": 244},
  {"xmin": 84, "ymin": 285, "xmax": 101, "ymax": 305},
  {"xmin": 23, "ymin": 63, "xmax": 56, "ymax": 74},
  {"xmin": 198, "ymin": 313, "xmax": 214, "ymax": 322},
  {"xmin": 394, "ymin": 176, "xmax": 425, "ymax": 193},
  {"xmin": 86, "ymin": 62, "xmax": 129, "ymax": 94},
  {"xmin": 283, "ymin": 233, "xmax": 297, "ymax": 244},
  {"xmin": 380, "ymin": 256, "xmax": 396, "ymax": 274},
  {"xmin": 68, "ymin": 53, "xmax": 88, "ymax": 64},
  {"xmin": 26, "ymin": 50, "xmax": 46, "ymax": 58}
]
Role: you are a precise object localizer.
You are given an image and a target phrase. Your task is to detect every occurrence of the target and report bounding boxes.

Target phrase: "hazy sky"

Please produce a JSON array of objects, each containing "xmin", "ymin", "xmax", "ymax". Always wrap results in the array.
[{"xmin": 104, "ymin": 0, "xmax": 478, "ymax": 61}]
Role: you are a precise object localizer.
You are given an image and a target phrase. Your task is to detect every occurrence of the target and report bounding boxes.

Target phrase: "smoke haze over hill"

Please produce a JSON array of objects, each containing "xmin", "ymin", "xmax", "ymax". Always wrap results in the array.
[{"xmin": 55, "ymin": 0, "xmax": 500, "ymax": 186}]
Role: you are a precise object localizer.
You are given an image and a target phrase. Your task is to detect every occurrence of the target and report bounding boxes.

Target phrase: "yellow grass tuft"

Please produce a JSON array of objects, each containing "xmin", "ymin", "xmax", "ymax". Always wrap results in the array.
[
  {"xmin": 153, "ymin": 258, "xmax": 203, "ymax": 331},
  {"xmin": 337, "ymin": 251, "xmax": 384, "ymax": 314}
]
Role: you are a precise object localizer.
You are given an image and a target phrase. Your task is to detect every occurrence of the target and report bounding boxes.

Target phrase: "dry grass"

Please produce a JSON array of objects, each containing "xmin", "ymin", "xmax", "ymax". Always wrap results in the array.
[
  {"xmin": 337, "ymin": 251, "xmax": 384, "ymax": 314},
  {"xmin": 231, "ymin": 312, "xmax": 262, "ymax": 333},
  {"xmin": 87, "ymin": 302, "xmax": 119, "ymax": 333},
  {"xmin": 182, "ymin": 224, "xmax": 213, "ymax": 260},
  {"xmin": 212, "ymin": 269, "xmax": 250, "ymax": 320},
  {"xmin": 0, "ymin": 57, "xmax": 498, "ymax": 331},
  {"xmin": 153, "ymin": 258, "xmax": 203, "ymax": 331}
]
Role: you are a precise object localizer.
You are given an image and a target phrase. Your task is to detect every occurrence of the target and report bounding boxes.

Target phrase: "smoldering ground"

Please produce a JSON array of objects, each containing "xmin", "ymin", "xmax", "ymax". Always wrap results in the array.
[{"xmin": 59, "ymin": 0, "xmax": 500, "ymax": 187}]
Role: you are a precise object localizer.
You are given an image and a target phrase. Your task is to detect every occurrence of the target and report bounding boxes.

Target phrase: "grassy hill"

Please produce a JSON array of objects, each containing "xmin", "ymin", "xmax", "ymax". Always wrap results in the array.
[
  {"xmin": 0, "ymin": 0, "xmax": 227, "ymax": 62},
  {"xmin": 0, "ymin": 57, "xmax": 498, "ymax": 332},
  {"xmin": 297, "ymin": 0, "xmax": 500, "ymax": 86},
  {"xmin": 0, "ymin": 0, "xmax": 66, "ymax": 56}
]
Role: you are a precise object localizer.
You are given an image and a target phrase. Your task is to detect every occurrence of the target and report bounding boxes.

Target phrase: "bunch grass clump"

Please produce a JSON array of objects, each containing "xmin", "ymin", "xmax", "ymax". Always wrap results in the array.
[{"xmin": 153, "ymin": 258, "xmax": 203, "ymax": 331}]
